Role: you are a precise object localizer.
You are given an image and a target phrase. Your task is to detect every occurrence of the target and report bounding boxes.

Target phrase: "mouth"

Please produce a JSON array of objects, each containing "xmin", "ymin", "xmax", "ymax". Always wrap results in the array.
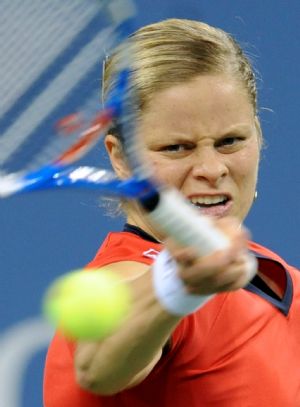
[{"xmin": 189, "ymin": 195, "xmax": 232, "ymax": 217}]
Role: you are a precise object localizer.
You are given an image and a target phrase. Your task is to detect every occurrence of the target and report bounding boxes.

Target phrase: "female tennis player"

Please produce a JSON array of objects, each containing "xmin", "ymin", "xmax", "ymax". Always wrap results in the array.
[{"xmin": 44, "ymin": 19, "xmax": 300, "ymax": 406}]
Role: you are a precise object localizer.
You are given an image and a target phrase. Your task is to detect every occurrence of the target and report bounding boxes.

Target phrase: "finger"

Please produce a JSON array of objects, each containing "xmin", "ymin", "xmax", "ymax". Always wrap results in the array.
[
  {"xmin": 177, "ymin": 248, "xmax": 237, "ymax": 284},
  {"xmin": 166, "ymin": 245, "xmax": 199, "ymax": 267},
  {"xmin": 186, "ymin": 253, "xmax": 257, "ymax": 294},
  {"xmin": 215, "ymin": 254, "xmax": 256, "ymax": 289}
]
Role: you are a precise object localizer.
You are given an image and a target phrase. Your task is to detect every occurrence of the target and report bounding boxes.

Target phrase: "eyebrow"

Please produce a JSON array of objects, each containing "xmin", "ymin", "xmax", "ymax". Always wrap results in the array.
[
  {"xmin": 142, "ymin": 120, "xmax": 255, "ymax": 144},
  {"xmin": 166, "ymin": 124, "xmax": 253, "ymax": 139}
]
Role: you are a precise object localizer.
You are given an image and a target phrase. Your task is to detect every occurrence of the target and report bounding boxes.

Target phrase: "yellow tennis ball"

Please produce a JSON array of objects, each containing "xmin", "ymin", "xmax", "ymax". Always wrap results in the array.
[{"xmin": 43, "ymin": 269, "xmax": 131, "ymax": 340}]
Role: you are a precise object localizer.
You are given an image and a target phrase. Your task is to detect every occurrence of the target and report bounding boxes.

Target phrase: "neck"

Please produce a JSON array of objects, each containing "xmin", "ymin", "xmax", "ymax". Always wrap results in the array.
[{"xmin": 126, "ymin": 203, "xmax": 163, "ymax": 243}]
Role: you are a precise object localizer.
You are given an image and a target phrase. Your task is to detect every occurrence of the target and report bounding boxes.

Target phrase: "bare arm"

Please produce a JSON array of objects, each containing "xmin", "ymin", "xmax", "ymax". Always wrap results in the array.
[
  {"xmin": 75, "ymin": 219, "xmax": 254, "ymax": 395},
  {"xmin": 75, "ymin": 261, "xmax": 180, "ymax": 395}
]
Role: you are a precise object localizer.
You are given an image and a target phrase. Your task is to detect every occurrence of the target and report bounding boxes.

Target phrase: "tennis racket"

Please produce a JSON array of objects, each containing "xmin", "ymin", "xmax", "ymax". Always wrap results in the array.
[{"xmin": 0, "ymin": 0, "xmax": 241, "ymax": 257}]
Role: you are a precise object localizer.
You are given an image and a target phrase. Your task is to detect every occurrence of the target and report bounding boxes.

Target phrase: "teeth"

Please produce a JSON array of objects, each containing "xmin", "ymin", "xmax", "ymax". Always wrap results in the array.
[{"xmin": 190, "ymin": 195, "xmax": 227, "ymax": 205}]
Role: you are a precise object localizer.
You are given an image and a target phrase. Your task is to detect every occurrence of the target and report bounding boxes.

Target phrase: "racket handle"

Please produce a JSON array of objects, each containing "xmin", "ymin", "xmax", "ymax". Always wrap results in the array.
[
  {"xmin": 147, "ymin": 188, "xmax": 229, "ymax": 256},
  {"xmin": 146, "ymin": 188, "xmax": 258, "ymax": 316}
]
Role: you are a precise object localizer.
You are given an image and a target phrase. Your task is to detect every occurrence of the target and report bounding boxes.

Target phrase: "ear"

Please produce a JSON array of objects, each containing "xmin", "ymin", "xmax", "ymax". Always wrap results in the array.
[
  {"xmin": 254, "ymin": 116, "xmax": 263, "ymax": 150},
  {"xmin": 104, "ymin": 134, "xmax": 131, "ymax": 179}
]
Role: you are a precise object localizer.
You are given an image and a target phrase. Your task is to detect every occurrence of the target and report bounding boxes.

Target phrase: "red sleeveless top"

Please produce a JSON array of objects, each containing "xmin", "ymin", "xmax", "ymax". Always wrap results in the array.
[{"xmin": 44, "ymin": 230, "xmax": 300, "ymax": 406}]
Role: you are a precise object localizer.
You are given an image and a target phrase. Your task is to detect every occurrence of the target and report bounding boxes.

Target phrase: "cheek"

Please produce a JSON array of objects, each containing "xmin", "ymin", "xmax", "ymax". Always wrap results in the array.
[
  {"xmin": 147, "ymin": 155, "xmax": 188, "ymax": 187},
  {"xmin": 233, "ymin": 145, "xmax": 260, "ymax": 192}
]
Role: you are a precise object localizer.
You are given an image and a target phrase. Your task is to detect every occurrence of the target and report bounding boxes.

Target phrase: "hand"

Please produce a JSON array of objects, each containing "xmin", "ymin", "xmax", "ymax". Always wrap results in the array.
[{"xmin": 164, "ymin": 217, "xmax": 256, "ymax": 295}]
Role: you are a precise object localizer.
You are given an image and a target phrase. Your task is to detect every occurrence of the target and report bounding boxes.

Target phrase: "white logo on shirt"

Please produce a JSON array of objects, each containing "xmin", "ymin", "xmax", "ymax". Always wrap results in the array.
[{"xmin": 143, "ymin": 248, "xmax": 160, "ymax": 260}]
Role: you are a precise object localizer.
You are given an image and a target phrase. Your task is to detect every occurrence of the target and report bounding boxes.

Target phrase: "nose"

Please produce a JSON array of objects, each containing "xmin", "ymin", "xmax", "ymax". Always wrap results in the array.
[{"xmin": 191, "ymin": 148, "xmax": 228, "ymax": 186}]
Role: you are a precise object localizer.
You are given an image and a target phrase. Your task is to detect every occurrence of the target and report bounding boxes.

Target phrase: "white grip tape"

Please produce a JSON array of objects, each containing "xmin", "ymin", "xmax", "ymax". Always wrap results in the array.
[
  {"xmin": 148, "ymin": 189, "xmax": 229, "ymax": 256},
  {"xmin": 149, "ymin": 189, "xmax": 258, "ymax": 314},
  {"xmin": 152, "ymin": 249, "xmax": 213, "ymax": 316}
]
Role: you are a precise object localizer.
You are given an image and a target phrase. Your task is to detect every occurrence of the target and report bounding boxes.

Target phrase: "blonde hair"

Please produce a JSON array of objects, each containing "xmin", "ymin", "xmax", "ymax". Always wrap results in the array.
[
  {"xmin": 102, "ymin": 19, "xmax": 260, "ymax": 215},
  {"xmin": 103, "ymin": 18, "xmax": 258, "ymax": 118}
]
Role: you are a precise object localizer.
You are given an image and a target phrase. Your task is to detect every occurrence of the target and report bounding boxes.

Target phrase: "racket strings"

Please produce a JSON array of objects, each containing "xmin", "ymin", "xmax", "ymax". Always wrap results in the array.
[
  {"xmin": 0, "ymin": 0, "xmax": 133, "ymax": 176},
  {"xmin": 0, "ymin": 1, "xmax": 100, "ymax": 119},
  {"xmin": 0, "ymin": 0, "xmax": 143, "ymax": 199},
  {"xmin": 56, "ymin": 109, "xmax": 114, "ymax": 166}
]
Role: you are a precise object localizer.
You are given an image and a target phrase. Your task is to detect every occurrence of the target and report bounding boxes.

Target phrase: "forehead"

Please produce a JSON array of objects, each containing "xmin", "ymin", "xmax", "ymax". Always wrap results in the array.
[{"xmin": 140, "ymin": 74, "xmax": 254, "ymax": 136}]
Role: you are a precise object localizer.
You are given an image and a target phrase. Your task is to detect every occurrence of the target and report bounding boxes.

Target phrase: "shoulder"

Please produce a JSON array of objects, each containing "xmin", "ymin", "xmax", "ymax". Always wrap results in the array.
[
  {"xmin": 87, "ymin": 230, "xmax": 162, "ymax": 269},
  {"xmin": 249, "ymin": 240, "xmax": 282, "ymax": 259},
  {"xmin": 249, "ymin": 240, "xmax": 298, "ymax": 269}
]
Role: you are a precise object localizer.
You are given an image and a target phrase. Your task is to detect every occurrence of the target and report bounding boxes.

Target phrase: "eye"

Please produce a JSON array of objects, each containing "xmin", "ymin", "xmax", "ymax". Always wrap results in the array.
[
  {"xmin": 161, "ymin": 143, "xmax": 194, "ymax": 153},
  {"xmin": 215, "ymin": 136, "xmax": 246, "ymax": 149}
]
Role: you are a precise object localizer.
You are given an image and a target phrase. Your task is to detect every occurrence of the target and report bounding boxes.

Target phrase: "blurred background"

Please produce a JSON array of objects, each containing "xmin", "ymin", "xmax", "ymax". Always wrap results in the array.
[{"xmin": 0, "ymin": 0, "xmax": 299, "ymax": 406}]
